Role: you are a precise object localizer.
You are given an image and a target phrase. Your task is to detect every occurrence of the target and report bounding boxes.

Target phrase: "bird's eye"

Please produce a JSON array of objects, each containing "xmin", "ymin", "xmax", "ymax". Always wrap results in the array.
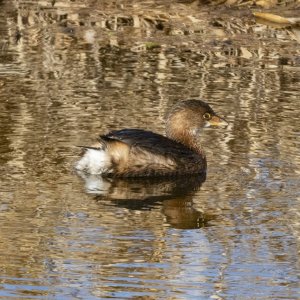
[{"xmin": 203, "ymin": 113, "xmax": 211, "ymax": 120}]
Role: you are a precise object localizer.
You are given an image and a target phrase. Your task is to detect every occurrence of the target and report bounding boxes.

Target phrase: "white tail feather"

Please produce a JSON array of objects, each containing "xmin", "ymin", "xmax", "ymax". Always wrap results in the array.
[{"xmin": 75, "ymin": 149, "xmax": 112, "ymax": 174}]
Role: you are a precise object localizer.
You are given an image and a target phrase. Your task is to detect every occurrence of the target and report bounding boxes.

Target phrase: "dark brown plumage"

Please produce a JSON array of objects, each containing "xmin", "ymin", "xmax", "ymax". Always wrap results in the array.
[{"xmin": 75, "ymin": 99, "xmax": 227, "ymax": 177}]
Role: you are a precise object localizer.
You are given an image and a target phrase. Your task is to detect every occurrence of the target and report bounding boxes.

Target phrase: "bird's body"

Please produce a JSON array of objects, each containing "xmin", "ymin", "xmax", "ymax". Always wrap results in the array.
[{"xmin": 75, "ymin": 100, "xmax": 227, "ymax": 177}]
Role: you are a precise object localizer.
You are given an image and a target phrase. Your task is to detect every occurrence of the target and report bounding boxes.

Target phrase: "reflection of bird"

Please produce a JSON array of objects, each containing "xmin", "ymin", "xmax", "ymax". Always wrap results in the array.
[
  {"xmin": 77, "ymin": 172, "xmax": 206, "ymax": 199},
  {"xmin": 77, "ymin": 173, "xmax": 210, "ymax": 229},
  {"xmin": 76, "ymin": 99, "xmax": 227, "ymax": 177}
]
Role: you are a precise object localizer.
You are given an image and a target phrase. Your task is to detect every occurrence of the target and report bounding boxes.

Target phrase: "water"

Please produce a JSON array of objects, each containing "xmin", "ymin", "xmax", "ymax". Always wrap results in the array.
[{"xmin": 0, "ymin": 1, "xmax": 300, "ymax": 299}]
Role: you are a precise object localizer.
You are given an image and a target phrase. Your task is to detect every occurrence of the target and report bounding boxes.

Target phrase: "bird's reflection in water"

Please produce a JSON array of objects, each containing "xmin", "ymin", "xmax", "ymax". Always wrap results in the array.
[{"xmin": 77, "ymin": 172, "xmax": 214, "ymax": 229}]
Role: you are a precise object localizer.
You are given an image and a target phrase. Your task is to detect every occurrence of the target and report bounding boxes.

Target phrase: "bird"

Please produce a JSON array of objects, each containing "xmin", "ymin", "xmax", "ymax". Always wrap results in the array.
[{"xmin": 75, "ymin": 99, "xmax": 227, "ymax": 177}]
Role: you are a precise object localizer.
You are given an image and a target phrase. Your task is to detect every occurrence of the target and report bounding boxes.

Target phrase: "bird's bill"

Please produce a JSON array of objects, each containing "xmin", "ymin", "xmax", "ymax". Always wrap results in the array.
[{"xmin": 206, "ymin": 115, "xmax": 228, "ymax": 127}]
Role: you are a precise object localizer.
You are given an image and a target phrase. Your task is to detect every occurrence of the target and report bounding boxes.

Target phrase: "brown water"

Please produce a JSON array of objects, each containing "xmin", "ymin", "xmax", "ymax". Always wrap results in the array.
[{"xmin": 0, "ymin": 1, "xmax": 300, "ymax": 299}]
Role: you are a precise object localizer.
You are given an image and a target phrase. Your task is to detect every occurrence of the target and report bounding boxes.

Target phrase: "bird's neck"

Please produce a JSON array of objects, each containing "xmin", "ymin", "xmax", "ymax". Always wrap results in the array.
[{"xmin": 166, "ymin": 125, "xmax": 205, "ymax": 156}]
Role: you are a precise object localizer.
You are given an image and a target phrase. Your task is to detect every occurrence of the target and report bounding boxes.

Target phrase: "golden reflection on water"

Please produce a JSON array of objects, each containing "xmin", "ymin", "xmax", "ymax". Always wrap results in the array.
[{"xmin": 0, "ymin": 0, "xmax": 300, "ymax": 299}]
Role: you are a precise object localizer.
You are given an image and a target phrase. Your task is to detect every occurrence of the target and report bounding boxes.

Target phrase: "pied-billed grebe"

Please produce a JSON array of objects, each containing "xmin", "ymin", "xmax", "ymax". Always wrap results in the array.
[{"xmin": 75, "ymin": 99, "xmax": 227, "ymax": 177}]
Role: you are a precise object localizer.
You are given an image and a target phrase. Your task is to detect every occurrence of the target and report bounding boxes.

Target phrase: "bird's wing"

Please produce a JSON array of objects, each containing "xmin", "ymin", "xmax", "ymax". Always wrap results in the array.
[{"xmin": 100, "ymin": 128, "xmax": 193, "ymax": 158}]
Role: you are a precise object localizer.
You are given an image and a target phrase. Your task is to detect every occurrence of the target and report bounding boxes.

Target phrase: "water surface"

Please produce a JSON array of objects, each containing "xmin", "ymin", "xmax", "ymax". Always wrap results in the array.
[{"xmin": 0, "ymin": 1, "xmax": 300, "ymax": 299}]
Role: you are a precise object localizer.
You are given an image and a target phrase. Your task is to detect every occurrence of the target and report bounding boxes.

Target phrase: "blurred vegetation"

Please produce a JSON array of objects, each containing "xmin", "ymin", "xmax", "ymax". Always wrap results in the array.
[{"xmin": 2, "ymin": 0, "xmax": 298, "ymax": 51}]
